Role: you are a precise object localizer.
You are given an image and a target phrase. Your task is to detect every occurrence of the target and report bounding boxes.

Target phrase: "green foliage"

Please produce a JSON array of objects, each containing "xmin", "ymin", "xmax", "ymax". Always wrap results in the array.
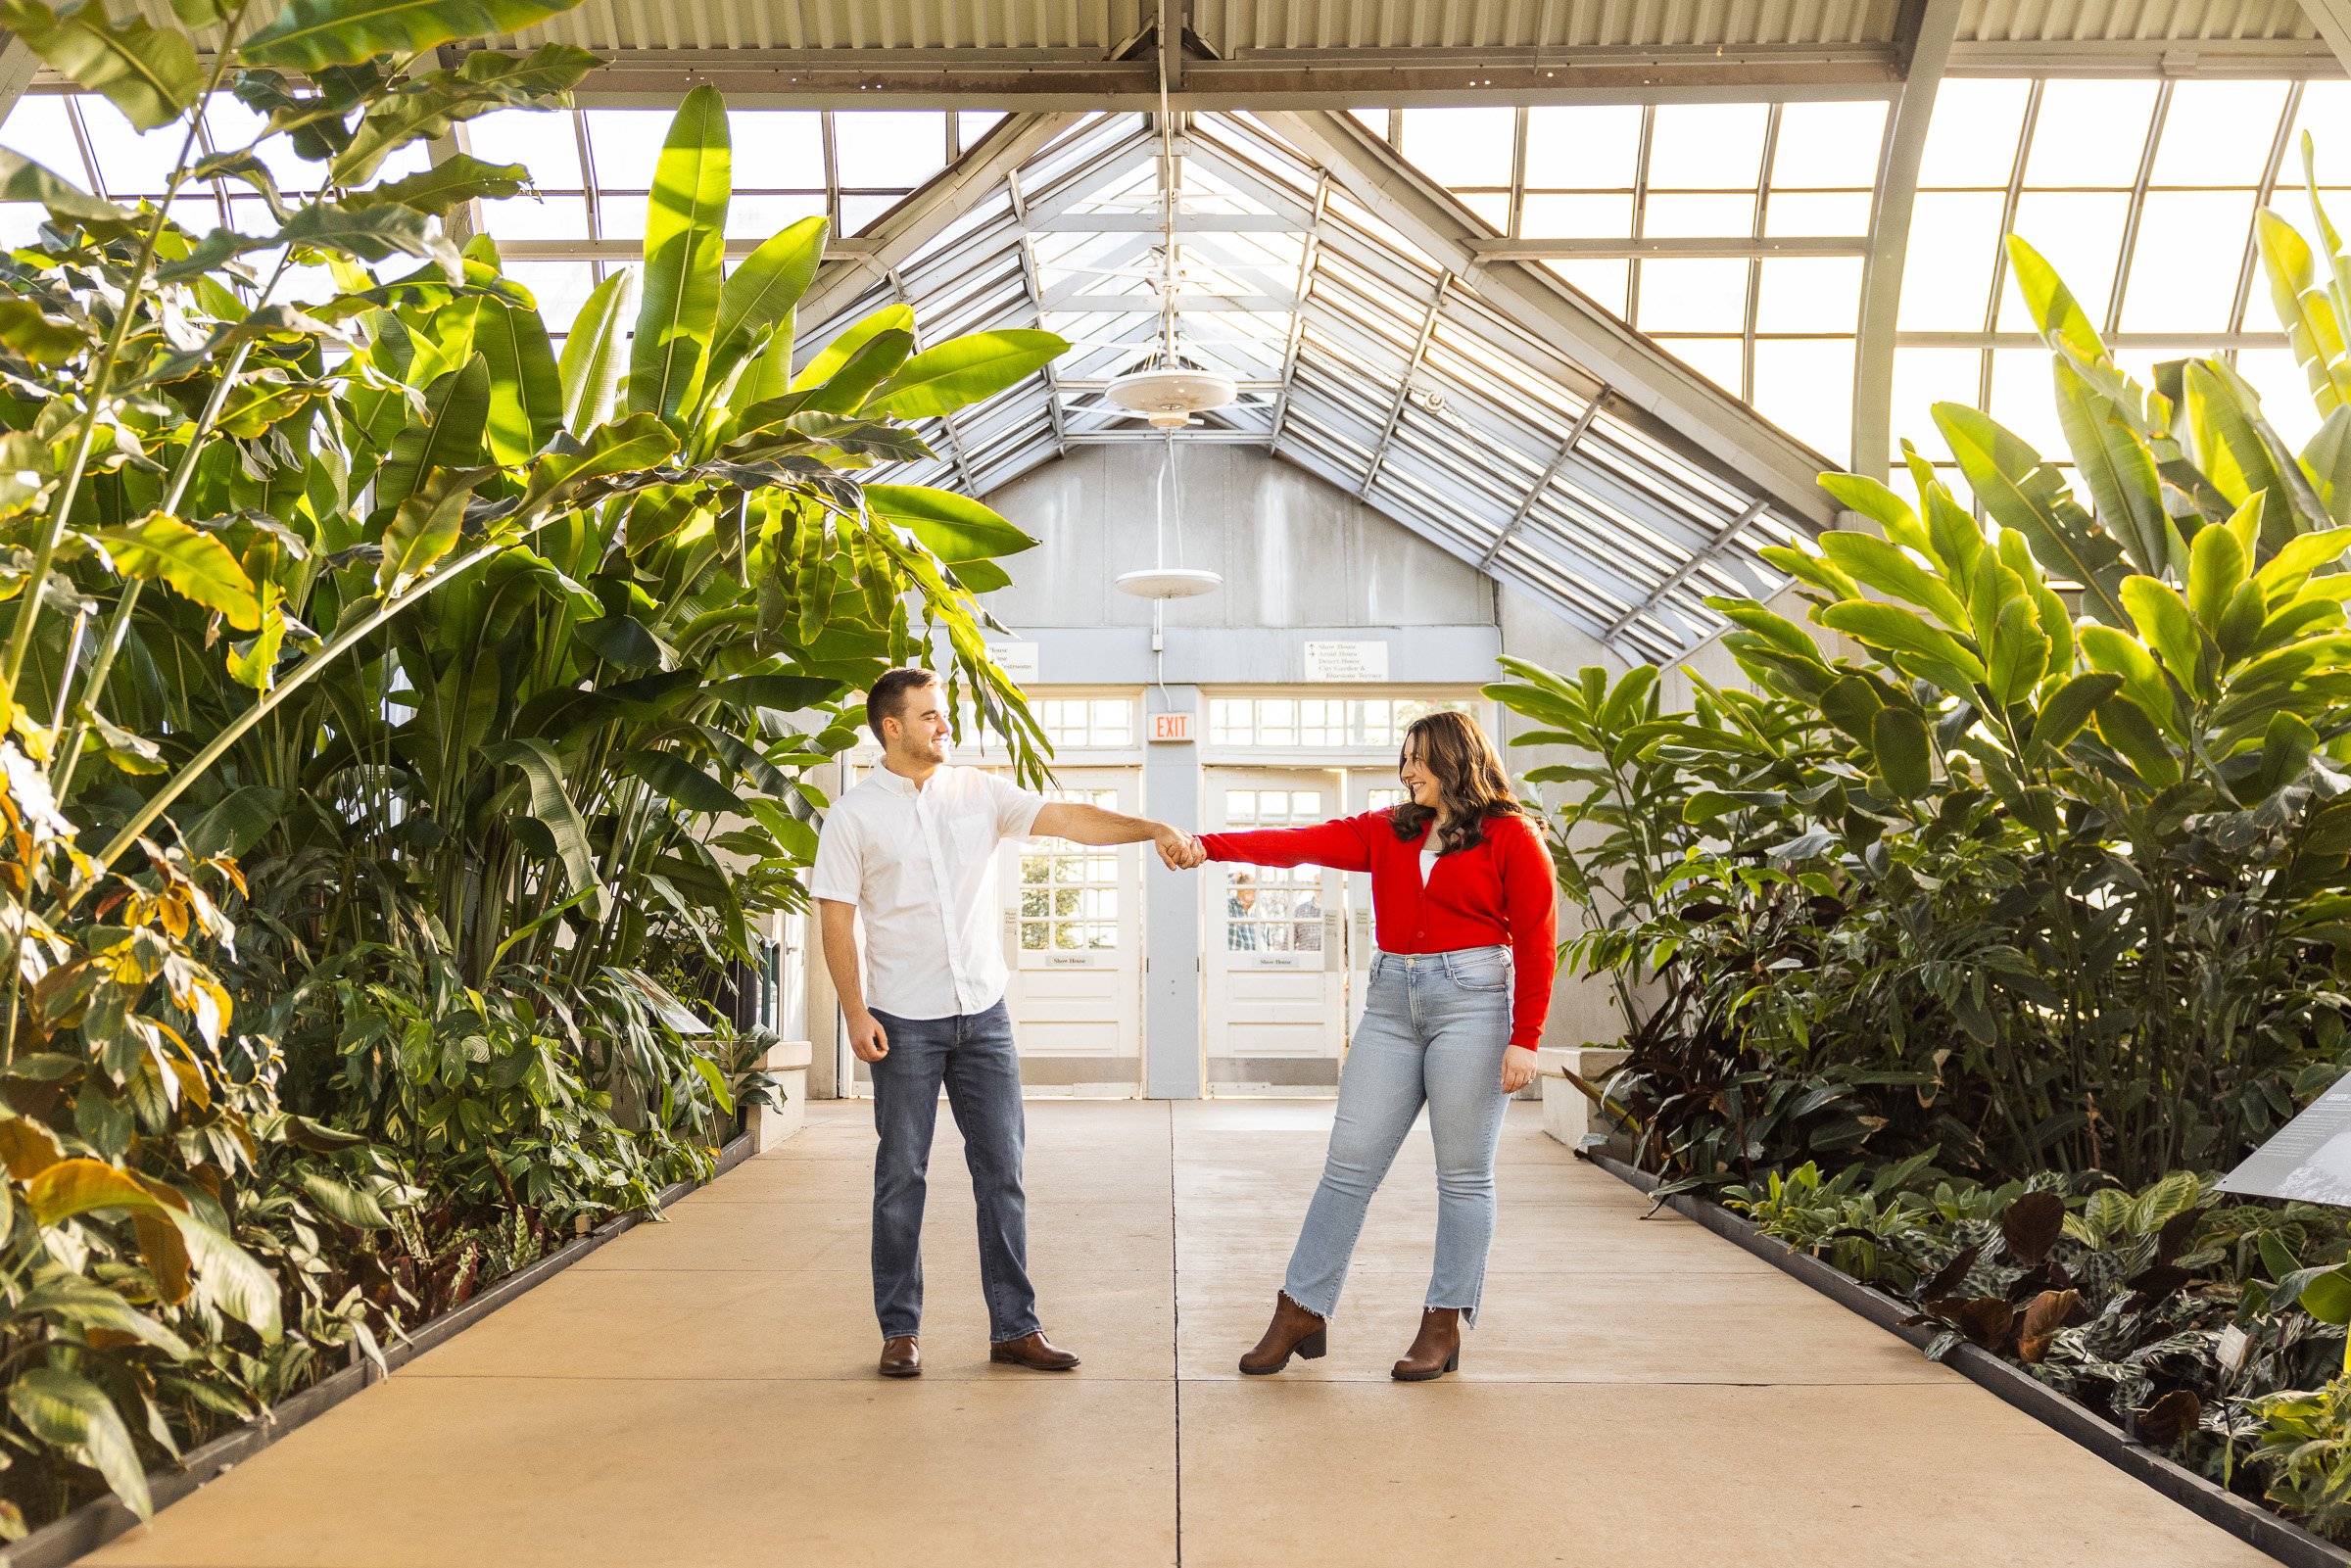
[{"xmin": 0, "ymin": 0, "xmax": 1070, "ymax": 1535}]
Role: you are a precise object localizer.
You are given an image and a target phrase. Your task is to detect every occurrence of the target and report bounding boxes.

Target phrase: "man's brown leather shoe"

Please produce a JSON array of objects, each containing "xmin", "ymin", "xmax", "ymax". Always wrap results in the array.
[
  {"xmin": 989, "ymin": 1330, "xmax": 1080, "ymax": 1371},
  {"xmin": 878, "ymin": 1336, "xmax": 922, "ymax": 1378}
]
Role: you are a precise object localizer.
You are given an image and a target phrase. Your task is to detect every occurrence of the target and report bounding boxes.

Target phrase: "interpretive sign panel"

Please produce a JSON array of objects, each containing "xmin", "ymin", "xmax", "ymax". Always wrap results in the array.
[
  {"xmin": 2215, "ymin": 1071, "xmax": 2351, "ymax": 1204},
  {"xmin": 1305, "ymin": 641, "xmax": 1388, "ymax": 682}
]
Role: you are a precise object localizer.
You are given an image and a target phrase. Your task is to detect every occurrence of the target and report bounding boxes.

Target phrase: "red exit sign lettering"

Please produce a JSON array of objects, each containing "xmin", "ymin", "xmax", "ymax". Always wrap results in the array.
[{"xmin": 1151, "ymin": 712, "xmax": 1195, "ymax": 743}]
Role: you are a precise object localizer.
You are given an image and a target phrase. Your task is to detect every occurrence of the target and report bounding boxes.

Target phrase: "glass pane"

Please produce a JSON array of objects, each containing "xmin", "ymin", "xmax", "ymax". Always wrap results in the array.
[
  {"xmin": 1999, "ymin": 191, "xmax": 2131, "ymax": 330},
  {"xmin": 730, "ymin": 112, "xmax": 826, "ymax": 188},
  {"xmin": 1771, "ymin": 102, "xmax": 1888, "ymax": 189},
  {"xmin": 2024, "ymin": 81, "xmax": 2158, "ymax": 188},
  {"xmin": 727, "ymin": 192, "xmax": 829, "ymax": 240},
  {"xmin": 1224, "ymin": 790, "xmax": 1254, "ymax": 819},
  {"xmin": 1546, "ymin": 259, "xmax": 1627, "ymax": 314},
  {"xmin": 2237, "ymin": 345, "xmax": 2324, "ymax": 451},
  {"xmin": 841, "ymin": 194, "xmax": 902, "ymax": 234},
  {"xmin": 1641, "ymin": 192, "xmax": 1755, "ymax": 238},
  {"xmin": 584, "ymin": 109, "xmax": 674, "ymax": 189},
  {"xmin": 1519, "ymin": 193, "xmax": 1633, "ymax": 238},
  {"xmin": 1751, "ymin": 338, "xmax": 1855, "ymax": 461},
  {"xmin": 834, "ymin": 111, "xmax": 948, "ymax": 187},
  {"xmin": 467, "ymin": 109, "xmax": 584, "ymax": 189},
  {"xmin": 1763, "ymin": 191, "xmax": 1872, "ymax": 238},
  {"xmin": 1649, "ymin": 104, "xmax": 1768, "ymax": 189},
  {"xmin": 77, "ymin": 98, "xmax": 179, "ymax": 195},
  {"xmin": 1753, "ymin": 257, "xmax": 1863, "ymax": 332},
  {"xmin": 961, "ymin": 110, "xmax": 1006, "ymax": 146},
  {"xmin": 1918, "ymin": 79, "xmax": 2031, "ymax": 189},
  {"xmin": 2293, "ymin": 85, "xmax": 2351, "ymax": 188},
  {"xmin": 2149, "ymin": 81, "xmax": 2289, "ymax": 188},
  {"xmin": 2118, "ymin": 190, "xmax": 2255, "ymax": 333},
  {"xmin": 1986, "ymin": 347, "xmax": 2066, "ymax": 457},
  {"xmin": 0, "ymin": 96, "xmax": 83, "ymax": 185},
  {"xmin": 1661, "ymin": 335, "xmax": 1744, "ymax": 394},
  {"xmin": 1399, "ymin": 107, "xmax": 1516, "ymax": 189},
  {"xmin": 1524, "ymin": 106, "xmax": 1641, "ymax": 189},
  {"xmin": 1637, "ymin": 258, "xmax": 1750, "ymax": 333},
  {"xmin": 480, "ymin": 193, "xmax": 591, "ymax": 241},
  {"xmin": 505, "ymin": 261, "xmax": 598, "ymax": 334},
  {"xmin": 1458, "ymin": 191, "xmax": 1509, "ymax": 231},
  {"xmin": 1897, "ymin": 191, "xmax": 2004, "ymax": 331},
  {"xmin": 1889, "ymin": 347, "xmax": 1984, "ymax": 462}
]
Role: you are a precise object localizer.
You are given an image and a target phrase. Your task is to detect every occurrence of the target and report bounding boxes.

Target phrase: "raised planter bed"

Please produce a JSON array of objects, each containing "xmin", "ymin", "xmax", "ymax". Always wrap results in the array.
[
  {"xmin": 3, "ymin": 1132, "xmax": 762, "ymax": 1568},
  {"xmin": 1581, "ymin": 1149, "xmax": 2351, "ymax": 1568}
]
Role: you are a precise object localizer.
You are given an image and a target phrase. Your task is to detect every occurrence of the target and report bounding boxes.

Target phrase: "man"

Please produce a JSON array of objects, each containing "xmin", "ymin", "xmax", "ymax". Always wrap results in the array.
[
  {"xmin": 1226, "ymin": 871, "xmax": 1261, "ymax": 951},
  {"xmin": 812, "ymin": 668, "xmax": 1201, "ymax": 1379}
]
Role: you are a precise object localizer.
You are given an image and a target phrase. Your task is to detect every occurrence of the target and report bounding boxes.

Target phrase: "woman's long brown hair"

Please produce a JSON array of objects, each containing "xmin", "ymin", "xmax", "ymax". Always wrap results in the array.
[{"xmin": 1386, "ymin": 709, "xmax": 1531, "ymax": 853}]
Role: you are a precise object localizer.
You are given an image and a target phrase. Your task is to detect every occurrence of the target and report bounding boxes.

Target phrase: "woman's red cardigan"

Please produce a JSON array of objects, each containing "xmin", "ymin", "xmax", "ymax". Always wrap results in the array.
[{"xmin": 1198, "ymin": 808, "xmax": 1559, "ymax": 1052}]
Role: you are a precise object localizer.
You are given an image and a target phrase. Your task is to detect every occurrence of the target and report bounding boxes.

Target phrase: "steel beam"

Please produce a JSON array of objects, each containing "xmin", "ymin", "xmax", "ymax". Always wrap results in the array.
[
  {"xmin": 555, "ymin": 43, "xmax": 1906, "ymax": 111},
  {"xmin": 1357, "ymin": 275, "xmax": 1451, "ymax": 500},
  {"xmin": 1479, "ymin": 399, "xmax": 1603, "ymax": 569},
  {"xmin": 1601, "ymin": 499, "xmax": 1772, "ymax": 648},
  {"xmin": 1851, "ymin": 0, "xmax": 1960, "ymax": 482},
  {"xmin": 0, "ymin": 34, "xmax": 35, "ymax": 126},
  {"xmin": 795, "ymin": 112, "xmax": 1085, "ymax": 341},
  {"xmin": 1266, "ymin": 108, "xmax": 1836, "ymax": 531},
  {"xmin": 1470, "ymin": 235, "xmax": 1869, "ymax": 260}
]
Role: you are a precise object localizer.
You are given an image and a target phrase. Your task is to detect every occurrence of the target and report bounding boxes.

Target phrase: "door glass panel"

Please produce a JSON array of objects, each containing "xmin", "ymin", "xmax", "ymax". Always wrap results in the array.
[
  {"xmin": 1222, "ymin": 790, "xmax": 1324, "ymax": 954},
  {"xmin": 1020, "ymin": 788, "xmax": 1119, "ymax": 952}
]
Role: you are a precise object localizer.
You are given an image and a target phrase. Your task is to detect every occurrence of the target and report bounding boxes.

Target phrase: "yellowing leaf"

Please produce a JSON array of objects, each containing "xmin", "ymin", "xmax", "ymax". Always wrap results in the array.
[{"xmin": 95, "ymin": 516, "xmax": 260, "ymax": 631}]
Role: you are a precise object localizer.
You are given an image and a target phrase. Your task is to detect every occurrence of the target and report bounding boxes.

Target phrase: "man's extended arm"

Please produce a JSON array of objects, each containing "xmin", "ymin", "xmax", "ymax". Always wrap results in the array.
[
  {"xmin": 1031, "ymin": 801, "xmax": 1204, "ymax": 868},
  {"xmin": 817, "ymin": 898, "xmax": 889, "ymax": 1062}
]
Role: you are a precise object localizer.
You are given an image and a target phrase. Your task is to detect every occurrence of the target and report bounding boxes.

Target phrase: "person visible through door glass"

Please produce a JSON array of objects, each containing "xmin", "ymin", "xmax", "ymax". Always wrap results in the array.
[
  {"xmin": 1164, "ymin": 710, "xmax": 1556, "ymax": 1382},
  {"xmin": 811, "ymin": 667, "xmax": 1200, "ymax": 1380}
]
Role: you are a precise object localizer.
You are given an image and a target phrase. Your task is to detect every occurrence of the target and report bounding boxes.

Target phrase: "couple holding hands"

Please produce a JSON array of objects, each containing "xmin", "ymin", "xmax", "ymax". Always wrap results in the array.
[{"xmin": 810, "ymin": 668, "xmax": 1556, "ymax": 1382}]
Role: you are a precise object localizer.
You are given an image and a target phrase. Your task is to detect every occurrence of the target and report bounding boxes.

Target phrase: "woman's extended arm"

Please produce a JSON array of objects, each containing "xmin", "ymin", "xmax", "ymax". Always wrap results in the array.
[{"xmin": 1198, "ymin": 813, "xmax": 1379, "ymax": 874}]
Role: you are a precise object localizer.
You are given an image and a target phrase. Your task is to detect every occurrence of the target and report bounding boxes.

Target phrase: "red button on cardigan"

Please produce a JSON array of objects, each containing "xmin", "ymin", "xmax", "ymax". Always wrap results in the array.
[{"xmin": 1198, "ymin": 808, "xmax": 1559, "ymax": 1052}]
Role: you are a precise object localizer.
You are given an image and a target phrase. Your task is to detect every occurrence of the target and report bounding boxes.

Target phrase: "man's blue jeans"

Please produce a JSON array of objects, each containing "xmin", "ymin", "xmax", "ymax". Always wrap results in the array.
[{"xmin": 867, "ymin": 999, "xmax": 1041, "ymax": 1344}]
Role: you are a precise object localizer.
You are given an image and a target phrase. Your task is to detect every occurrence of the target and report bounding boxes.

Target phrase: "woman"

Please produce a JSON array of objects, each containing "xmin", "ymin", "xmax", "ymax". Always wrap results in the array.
[{"xmin": 1194, "ymin": 709, "xmax": 1556, "ymax": 1381}]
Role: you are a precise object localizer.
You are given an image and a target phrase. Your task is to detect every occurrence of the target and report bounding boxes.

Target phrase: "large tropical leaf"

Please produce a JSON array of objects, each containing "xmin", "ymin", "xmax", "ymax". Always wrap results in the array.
[
  {"xmin": 707, "ymin": 215, "xmax": 827, "ymax": 387},
  {"xmin": 96, "ymin": 516, "xmax": 262, "ymax": 631},
  {"xmin": 791, "ymin": 303, "xmax": 914, "ymax": 393},
  {"xmin": 242, "ymin": 0, "xmax": 593, "ymax": 71},
  {"xmin": 0, "ymin": 0, "xmax": 201, "ymax": 130},
  {"xmin": 621, "ymin": 748, "xmax": 748, "ymax": 816},
  {"xmin": 376, "ymin": 353, "xmax": 490, "ymax": 515},
  {"xmin": 10, "ymin": 1366, "xmax": 148, "ymax": 1518},
  {"xmin": 1935, "ymin": 402, "xmax": 2131, "ymax": 626},
  {"xmin": 866, "ymin": 484, "xmax": 1039, "ymax": 562},
  {"xmin": 378, "ymin": 469, "xmax": 475, "ymax": 594},
  {"xmin": 475, "ymin": 298, "xmax": 562, "ymax": 463},
  {"xmin": 481, "ymin": 737, "xmax": 601, "ymax": 902},
  {"xmin": 557, "ymin": 267, "xmax": 634, "ymax": 435},
  {"xmin": 627, "ymin": 84, "xmax": 730, "ymax": 424},
  {"xmin": 867, "ymin": 329, "xmax": 1071, "ymax": 420},
  {"xmin": 2051, "ymin": 356, "xmax": 2171, "ymax": 579}
]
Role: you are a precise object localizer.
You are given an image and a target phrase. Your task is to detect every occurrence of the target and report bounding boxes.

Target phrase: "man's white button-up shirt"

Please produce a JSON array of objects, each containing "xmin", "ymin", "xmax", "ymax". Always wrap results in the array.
[{"xmin": 808, "ymin": 763, "xmax": 1048, "ymax": 1020}]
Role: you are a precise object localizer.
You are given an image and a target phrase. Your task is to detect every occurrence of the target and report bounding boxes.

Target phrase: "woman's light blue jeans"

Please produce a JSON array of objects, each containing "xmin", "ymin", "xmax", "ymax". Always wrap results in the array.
[{"xmin": 1282, "ymin": 945, "xmax": 1514, "ymax": 1325}]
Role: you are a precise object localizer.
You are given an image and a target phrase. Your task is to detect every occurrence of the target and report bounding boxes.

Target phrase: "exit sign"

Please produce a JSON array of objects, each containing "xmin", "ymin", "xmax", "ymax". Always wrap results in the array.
[{"xmin": 1151, "ymin": 712, "xmax": 1195, "ymax": 743}]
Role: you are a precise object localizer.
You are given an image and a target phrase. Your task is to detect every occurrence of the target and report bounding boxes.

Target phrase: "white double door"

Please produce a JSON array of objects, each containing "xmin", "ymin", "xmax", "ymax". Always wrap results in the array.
[{"xmin": 994, "ymin": 767, "xmax": 1144, "ymax": 1096}]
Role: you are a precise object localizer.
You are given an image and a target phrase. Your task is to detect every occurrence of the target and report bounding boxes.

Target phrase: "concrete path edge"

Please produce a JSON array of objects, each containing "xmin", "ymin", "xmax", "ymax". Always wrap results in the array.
[
  {"xmin": 1, "ymin": 1131, "xmax": 764, "ymax": 1568},
  {"xmin": 1583, "ymin": 1150, "xmax": 2350, "ymax": 1568}
]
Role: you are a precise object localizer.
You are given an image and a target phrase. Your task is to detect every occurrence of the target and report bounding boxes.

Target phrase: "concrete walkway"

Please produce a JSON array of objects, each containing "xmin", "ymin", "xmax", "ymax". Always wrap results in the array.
[{"xmin": 92, "ymin": 1101, "xmax": 2268, "ymax": 1567}]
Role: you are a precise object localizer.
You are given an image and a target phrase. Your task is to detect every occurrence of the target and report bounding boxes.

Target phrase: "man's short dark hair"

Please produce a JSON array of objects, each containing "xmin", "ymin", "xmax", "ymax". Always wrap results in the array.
[{"xmin": 867, "ymin": 667, "xmax": 940, "ymax": 742}]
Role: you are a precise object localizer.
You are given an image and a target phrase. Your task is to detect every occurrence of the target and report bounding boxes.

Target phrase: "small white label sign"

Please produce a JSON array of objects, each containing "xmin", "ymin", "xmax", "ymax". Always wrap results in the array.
[
  {"xmin": 986, "ymin": 641, "xmax": 1040, "ymax": 683},
  {"xmin": 1305, "ymin": 640, "xmax": 1388, "ymax": 683}
]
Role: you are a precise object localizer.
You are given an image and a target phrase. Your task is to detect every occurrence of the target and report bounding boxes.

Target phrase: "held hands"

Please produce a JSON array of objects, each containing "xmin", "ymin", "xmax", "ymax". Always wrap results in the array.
[
  {"xmin": 1152, "ymin": 825, "xmax": 1209, "ymax": 871},
  {"xmin": 1500, "ymin": 1045, "xmax": 1538, "ymax": 1094},
  {"xmin": 847, "ymin": 1011, "xmax": 890, "ymax": 1063}
]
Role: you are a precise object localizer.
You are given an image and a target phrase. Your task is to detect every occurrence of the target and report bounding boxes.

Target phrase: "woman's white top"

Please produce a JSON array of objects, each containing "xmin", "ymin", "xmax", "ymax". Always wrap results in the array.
[{"xmin": 1420, "ymin": 846, "xmax": 1438, "ymax": 883}]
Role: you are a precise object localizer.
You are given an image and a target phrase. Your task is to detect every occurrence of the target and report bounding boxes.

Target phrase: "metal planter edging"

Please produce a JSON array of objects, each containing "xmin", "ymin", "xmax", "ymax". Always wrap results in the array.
[
  {"xmin": 1581, "ymin": 1150, "xmax": 2351, "ymax": 1568},
  {"xmin": 1, "ymin": 1131, "xmax": 760, "ymax": 1568}
]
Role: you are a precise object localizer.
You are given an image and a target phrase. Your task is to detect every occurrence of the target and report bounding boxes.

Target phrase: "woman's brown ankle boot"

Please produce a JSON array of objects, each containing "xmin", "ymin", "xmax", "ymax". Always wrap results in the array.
[
  {"xmin": 1238, "ymin": 1292, "xmax": 1328, "ymax": 1375},
  {"xmin": 1392, "ymin": 1307, "xmax": 1463, "ymax": 1381}
]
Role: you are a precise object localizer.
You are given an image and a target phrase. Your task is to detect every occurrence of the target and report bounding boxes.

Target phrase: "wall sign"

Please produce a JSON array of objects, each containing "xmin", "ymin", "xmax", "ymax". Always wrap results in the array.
[
  {"xmin": 986, "ymin": 641, "xmax": 1039, "ymax": 682},
  {"xmin": 1151, "ymin": 711, "xmax": 1195, "ymax": 743},
  {"xmin": 1305, "ymin": 640, "xmax": 1389, "ymax": 683}
]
